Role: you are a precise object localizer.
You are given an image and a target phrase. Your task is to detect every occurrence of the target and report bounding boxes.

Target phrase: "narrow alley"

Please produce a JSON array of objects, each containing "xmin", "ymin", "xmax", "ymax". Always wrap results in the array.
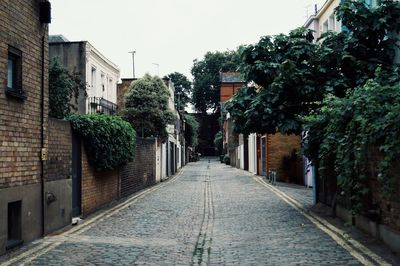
[{"xmin": 1, "ymin": 159, "xmax": 397, "ymax": 265}]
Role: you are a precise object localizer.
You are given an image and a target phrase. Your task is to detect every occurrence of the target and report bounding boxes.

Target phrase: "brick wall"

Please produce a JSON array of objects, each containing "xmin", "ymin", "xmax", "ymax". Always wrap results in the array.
[
  {"xmin": 0, "ymin": 0, "xmax": 49, "ymax": 254},
  {"xmin": 268, "ymin": 134, "xmax": 303, "ymax": 184},
  {"xmin": 0, "ymin": 0, "xmax": 49, "ymax": 189},
  {"xmin": 81, "ymin": 144, "xmax": 119, "ymax": 215},
  {"xmin": 47, "ymin": 118, "xmax": 71, "ymax": 181},
  {"xmin": 116, "ymin": 78, "xmax": 135, "ymax": 109},
  {"xmin": 366, "ymin": 149, "xmax": 400, "ymax": 232},
  {"xmin": 120, "ymin": 137, "xmax": 157, "ymax": 198}
]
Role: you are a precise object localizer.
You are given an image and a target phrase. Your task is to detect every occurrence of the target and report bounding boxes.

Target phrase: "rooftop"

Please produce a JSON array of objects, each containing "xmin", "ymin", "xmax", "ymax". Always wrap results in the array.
[
  {"xmin": 49, "ymin": 34, "xmax": 69, "ymax": 43},
  {"xmin": 220, "ymin": 72, "xmax": 245, "ymax": 83}
]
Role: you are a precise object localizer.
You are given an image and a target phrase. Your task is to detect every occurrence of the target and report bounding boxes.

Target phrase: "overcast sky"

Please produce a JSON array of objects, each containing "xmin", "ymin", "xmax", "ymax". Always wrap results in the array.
[{"xmin": 49, "ymin": 0, "xmax": 326, "ymax": 80}]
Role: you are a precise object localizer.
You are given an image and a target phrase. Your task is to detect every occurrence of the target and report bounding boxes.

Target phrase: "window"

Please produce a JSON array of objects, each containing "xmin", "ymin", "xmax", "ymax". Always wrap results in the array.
[
  {"xmin": 366, "ymin": 0, "xmax": 378, "ymax": 7},
  {"xmin": 328, "ymin": 14, "xmax": 335, "ymax": 31},
  {"xmin": 6, "ymin": 46, "xmax": 24, "ymax": 100},
  {"xmin": 101, "ymin": 73, "xmax": 105, "ymax": 92},
  {"xmin": 91, "ymin": 67, "xmax": 96, "ymax": 92},
  {"xmin": 322, "ymin": 20, "xmax": 328, "ymax": 33}
]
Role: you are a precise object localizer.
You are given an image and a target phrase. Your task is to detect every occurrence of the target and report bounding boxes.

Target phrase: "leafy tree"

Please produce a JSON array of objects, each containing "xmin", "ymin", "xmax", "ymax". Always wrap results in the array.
[
  {"xmin": 303, "ymin": 80, "xmax": 400, "ymax": 212},
  {"xmin": 191, "ymin": 50, "xmax": 241, "ymax": 114},
  {"xmin": 224, "ymin": 86, "xmax": 257, "ymax": 135},
  {"xmin": 68, "ymin": 114, "xmax": 136, "ymax": 171},
  {"xmin": 184, "ymin": 114, "xmax": 200, "ymax": 147},
  {"xmin": 164, "ymin": 72, "xmax": 192, "ymax": 110},
  {"xmin": 226, "ymin": 0, "xmax": 400, "ymax": 212},
  {"xmin": 122, "ymin": 74, "xmax": 175, "ymax": 139},
  {"xmin": 49, "ymin": 58, "xmax": 86, "ymax": 119},
  {"xmin": 229, "ymin": 0, "xmax": 400, "ymax": 136},
  {"xmin": 236, "ymin": 28, "xmax": 321, "ymax": 135}
]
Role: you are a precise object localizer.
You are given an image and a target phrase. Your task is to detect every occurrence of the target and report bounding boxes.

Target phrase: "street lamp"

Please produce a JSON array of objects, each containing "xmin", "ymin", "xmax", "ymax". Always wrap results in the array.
[
  {"xmin": 128, "ymin": 50, "xmax": 136, "ymax": 78},
  {"xmin": 152, "ymin": 63, "xmax": 159, "ymax": 76}
]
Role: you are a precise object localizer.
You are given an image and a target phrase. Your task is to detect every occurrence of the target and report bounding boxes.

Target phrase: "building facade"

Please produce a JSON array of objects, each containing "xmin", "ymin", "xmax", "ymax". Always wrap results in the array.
[
  {"xmin": 49, "ymin": 36, "xmax": 120, "ymax": 115},
  {"xmin": 0, "ymin": 0, "xmax": 50, "ymax": 254}
]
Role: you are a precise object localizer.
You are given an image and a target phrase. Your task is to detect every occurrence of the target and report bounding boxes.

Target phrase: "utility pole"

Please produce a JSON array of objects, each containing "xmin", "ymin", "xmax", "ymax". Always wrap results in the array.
[
  {"xmin": 129, "ymin": 50, "xmax": 136, "ymax": 78},
  {"xmin": 152, "ymin": 63, "xmax": 159, "ymax": 76}
]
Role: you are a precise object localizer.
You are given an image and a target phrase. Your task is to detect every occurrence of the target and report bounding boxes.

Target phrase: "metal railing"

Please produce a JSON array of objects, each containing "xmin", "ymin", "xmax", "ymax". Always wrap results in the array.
[{"xmin": 88, "ymin": 97, "xmax": 117, "ymax": 115}]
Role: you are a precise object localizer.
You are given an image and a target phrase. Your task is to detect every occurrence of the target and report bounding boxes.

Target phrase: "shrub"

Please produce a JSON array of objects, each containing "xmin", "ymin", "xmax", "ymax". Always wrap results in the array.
[
  {"xmin": 223, "ymin": 155, "xmax": 230, "ymax": 165},
  {"xmin": 122, "ymin": 74, "xmax": 175, "ymax": 140},
  {"xmin": 68, "ymin": 114, "xmax": 136, "ymax": 171}
]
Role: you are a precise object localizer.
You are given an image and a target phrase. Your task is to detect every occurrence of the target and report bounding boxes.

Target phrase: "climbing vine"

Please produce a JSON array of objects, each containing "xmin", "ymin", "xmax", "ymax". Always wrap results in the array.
[
  {"xmin": 226, "ymin": 0, "xmax": 400, "ymax": 213},
  {"xmin": 68, "ymin": 114, "xmax": 136, "ymax": 171}
]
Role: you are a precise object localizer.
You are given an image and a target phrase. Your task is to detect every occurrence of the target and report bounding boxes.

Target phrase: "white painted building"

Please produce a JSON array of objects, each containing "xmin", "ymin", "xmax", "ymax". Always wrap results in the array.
[
  {"xmin": 49, "ymin": 35, "xmax": 120, "ymax": 115},
  {"xmin": 159, "ymin": 78, "xmax": 183, "ymax": 181},
  {"xmin": 248, "ymin": 134, "xmax": 258, "ymax": 175}
]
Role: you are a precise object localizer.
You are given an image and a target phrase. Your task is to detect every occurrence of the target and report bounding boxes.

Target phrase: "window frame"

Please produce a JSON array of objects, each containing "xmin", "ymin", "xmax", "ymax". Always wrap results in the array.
[{"xmin": 6, "ymin": 46, "xmax": 25, "ymax": 101}]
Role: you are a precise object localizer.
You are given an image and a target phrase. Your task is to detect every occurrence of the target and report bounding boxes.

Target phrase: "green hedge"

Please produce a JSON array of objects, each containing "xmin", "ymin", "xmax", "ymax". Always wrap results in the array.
[{"xmin": 68, "ymin": 114, "xmax": 136, "ymax": 171}]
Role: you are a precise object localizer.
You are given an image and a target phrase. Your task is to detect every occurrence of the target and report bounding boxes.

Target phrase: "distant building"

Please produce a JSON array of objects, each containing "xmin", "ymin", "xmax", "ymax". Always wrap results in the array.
[
  {"xmin": 49, "ymin": 35, "xmax": 120, "ymax": 115},
  {"xmin": 220, "ymin": 72, "xmax": 303, "ymax": 184},
  {"xmin": 304, "ymin": 0, "xmax": 341, "ymax": 40},
  {"xmin": 304, "ymin": 0, "xmax": 380, "ymax": 40}
]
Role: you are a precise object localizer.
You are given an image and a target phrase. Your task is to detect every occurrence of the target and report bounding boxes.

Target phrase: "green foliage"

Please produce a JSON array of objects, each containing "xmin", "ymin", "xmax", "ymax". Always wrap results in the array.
[
  {"xmin": 229, "ymin": 0, "xmax": 400, "ymax": 136},
  {"xmin": 191, "ymin": 50, "xmax": 241, "ymax": 114},
  {"xmin": 226, "ymin": 0, "xmax": 400, "ymax": 212},
  {"xmin": 184, "ymin": 114, "xmax": 199, "ymax": 147},
  {"xmin": 122, "ymin": 74, "xmax": 175, "ymax": 139},
  {"xmin": 49, "ymin": 58, "xmax": 86, "ymax": 119},
  {"xmin": 238, "ymin": 28, "xmax": 323, "ymax": 134},
  {"xmin": 224, "ymin": 86, "xmax": 257, "ymax": 135},
  {"xmin": 304, "ymin": 81, "xmax": 400, "ymax": 211},
  {"xmin": 213, "ymin": 131, "xmax": 223, "ymax": 155},
  {"xmin": 164, "ymin": 72, "xmax": 192, "ymax": 109},
  {"xmin": 223, "ymin": 155, "xmax": 230, "ymax": 165},
  {"xmin": 68, "ymin": 114, "xmax": 136, "ymax": 171}
]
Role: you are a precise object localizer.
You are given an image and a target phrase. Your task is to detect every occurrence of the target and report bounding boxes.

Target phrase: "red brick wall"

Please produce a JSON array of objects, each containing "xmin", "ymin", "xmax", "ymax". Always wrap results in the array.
[
  {"xmin": 267, "ymin": 134, "xmax": 303, "ymax": 184},
  {"xmin": 0, "ymin": 0, "xmax": 49, "ymax": 189},
  {"xmin": 81, "ymin": 145, "xmax": 119, "ymax": 215},
  {"xmin": 220, "ymin": 83, "xmax": 243, "ymax": 102},
  {"xmin": 116, "ymin": 78, "xmax": 134, "ymax": 109}
]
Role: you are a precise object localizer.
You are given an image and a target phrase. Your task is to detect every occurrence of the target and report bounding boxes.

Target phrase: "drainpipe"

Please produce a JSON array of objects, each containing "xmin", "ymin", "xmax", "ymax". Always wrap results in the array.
[
  {"xmin": 40, "ymin": 33, "xmax": 45, "ymax": 237},
  {"xmin": 39, "ymin": 0, "xmax": 51, "ymax": 238}
]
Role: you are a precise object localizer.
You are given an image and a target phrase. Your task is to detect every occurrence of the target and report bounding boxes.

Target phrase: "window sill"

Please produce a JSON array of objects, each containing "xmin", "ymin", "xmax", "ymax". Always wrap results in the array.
[{"xmin": 5, "ymin": 88, "xmax": 26, "ymax": 101}]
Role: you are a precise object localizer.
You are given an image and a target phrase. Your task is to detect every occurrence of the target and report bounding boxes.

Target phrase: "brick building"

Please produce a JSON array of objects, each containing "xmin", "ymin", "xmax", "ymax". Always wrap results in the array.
[
  {"xmin": 0, "ymin": 0, "xmax": 51, "ymax": 254},
  {"xmin": 220, "ymin": 72, "xmax": 303, "ymax": 184}
]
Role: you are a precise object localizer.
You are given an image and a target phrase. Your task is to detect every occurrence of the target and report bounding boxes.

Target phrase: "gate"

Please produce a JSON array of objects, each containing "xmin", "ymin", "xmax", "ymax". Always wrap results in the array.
[
  {"xmin": 261, "ymin": 136, "xmax": 266, "ymax": 176},
  {"xmin": 71, "ymin": 133, "xmax": 82, "ymax": 216}
]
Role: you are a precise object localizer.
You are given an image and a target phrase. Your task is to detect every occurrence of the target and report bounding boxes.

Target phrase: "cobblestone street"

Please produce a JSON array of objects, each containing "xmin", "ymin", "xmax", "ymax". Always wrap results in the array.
[{"xmin": 1, "ymin": 159, "xmax": 397, "ymax": 265}]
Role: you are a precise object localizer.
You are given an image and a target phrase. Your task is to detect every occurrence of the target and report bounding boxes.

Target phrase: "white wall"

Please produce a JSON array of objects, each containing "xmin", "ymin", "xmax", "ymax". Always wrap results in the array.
[
  {"xmin": 239, "ymin": 144, "xmax": 244, "ymax": 169},
  {"xmin": 248, "ymin": 133, "xmax": 257, "ymax": 174},
  {"xmin": 317, "ymin": 0, "xmax": 341, "ymax": 38},
  {"xmin": 155, "ymin": 141, "xmax": 161, "ymax": 183},
  {"xmin": 161, "ymin": 142, "xmax": 167, "ymax": 179},
  {"xmin": 85, "ymin": 42, "xmax": 120, "ymax": 113}
]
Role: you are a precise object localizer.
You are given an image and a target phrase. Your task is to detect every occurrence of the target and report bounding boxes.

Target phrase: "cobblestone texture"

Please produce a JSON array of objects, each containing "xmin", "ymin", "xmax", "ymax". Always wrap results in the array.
[{"xmin": 5, "ymin": 159, "xmax": 375, "ymax": 265}]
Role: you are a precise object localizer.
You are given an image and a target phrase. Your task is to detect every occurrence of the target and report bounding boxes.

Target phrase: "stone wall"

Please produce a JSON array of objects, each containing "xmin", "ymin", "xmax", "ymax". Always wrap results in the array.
[{"xmin": 120, "ymin": 138, "xmax": 157, "ymax": 198}]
